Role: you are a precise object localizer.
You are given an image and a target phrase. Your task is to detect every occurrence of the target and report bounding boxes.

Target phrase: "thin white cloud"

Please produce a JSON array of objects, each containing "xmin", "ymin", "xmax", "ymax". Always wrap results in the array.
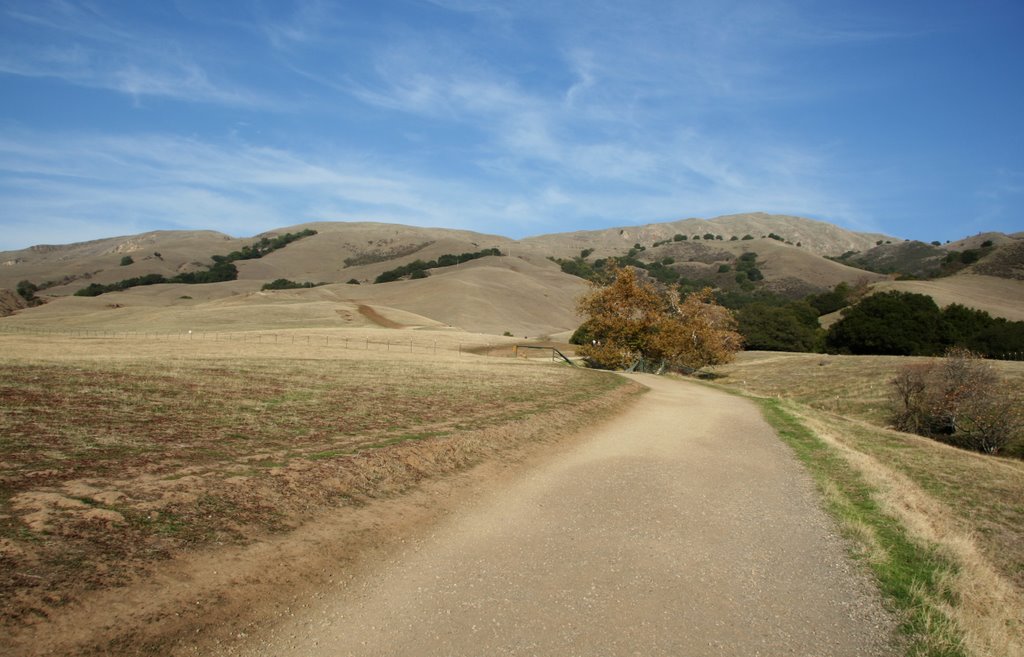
[
  {"xmin": 1, "ymin": 0, "xmax": 933, "ymax": 250},
  {"xmin": 0, "ymin": 121, "xmax": 873, "ymax": 251},
  {"xmin": 0, "ymin": 0, "xmax": 273, "ymax": 107}
]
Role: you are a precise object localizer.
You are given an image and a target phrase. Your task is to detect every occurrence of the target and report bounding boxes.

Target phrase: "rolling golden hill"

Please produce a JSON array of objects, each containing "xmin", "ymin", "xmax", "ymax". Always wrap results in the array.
[{"xmin": 2, "ymin": 214, "xmax": 1021, "ymax": 336}]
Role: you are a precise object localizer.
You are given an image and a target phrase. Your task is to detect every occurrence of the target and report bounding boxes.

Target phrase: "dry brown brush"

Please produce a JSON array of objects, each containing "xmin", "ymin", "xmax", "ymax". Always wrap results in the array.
[{"xmin": 891, "ymin": 348, "xmax": 1024, "ymax": 455}]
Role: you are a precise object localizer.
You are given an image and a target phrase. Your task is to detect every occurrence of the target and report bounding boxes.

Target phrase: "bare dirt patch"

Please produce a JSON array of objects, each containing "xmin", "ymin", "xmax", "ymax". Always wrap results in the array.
[{"xmin": 356, "ymin": 303, "xmax": 407, "ymax": 328}]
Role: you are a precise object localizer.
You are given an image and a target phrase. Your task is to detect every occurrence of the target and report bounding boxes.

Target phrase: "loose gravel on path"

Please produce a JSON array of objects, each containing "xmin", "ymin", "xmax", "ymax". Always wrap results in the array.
[{"xmin": 207, "ymin": 373, "xmax": 898, "ymax": 657}]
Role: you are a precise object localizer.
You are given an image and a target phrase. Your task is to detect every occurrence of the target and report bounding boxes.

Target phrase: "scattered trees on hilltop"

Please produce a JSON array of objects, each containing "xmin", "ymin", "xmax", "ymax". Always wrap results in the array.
[{"xmin": 74, "ymin": 230, "xmax": 317, "ymax": 297}]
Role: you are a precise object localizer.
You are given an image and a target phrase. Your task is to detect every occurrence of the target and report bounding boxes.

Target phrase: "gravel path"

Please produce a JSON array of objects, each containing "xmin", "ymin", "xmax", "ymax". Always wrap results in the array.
[{"xmin": 212, "ymin": 373, "xmax": 897, "ymax": 656}]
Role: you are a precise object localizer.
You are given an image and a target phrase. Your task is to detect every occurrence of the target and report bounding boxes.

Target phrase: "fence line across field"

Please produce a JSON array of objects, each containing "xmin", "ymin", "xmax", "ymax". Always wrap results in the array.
[{"xmin": 0, "ymin": 324, "xmax": 509, "ymax": 356}]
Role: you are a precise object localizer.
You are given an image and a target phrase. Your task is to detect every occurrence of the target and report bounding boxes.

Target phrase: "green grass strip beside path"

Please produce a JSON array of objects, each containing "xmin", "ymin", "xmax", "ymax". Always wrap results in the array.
[{"xmin": 755, "ymin": 397, "xmax": 968, "ymax": 657}]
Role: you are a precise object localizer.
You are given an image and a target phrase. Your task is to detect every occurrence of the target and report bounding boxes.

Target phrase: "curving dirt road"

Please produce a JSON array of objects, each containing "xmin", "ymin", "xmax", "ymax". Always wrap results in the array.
[{"xmin": 208, "ymin": 373, "xmax": 897, "ymax": 656}]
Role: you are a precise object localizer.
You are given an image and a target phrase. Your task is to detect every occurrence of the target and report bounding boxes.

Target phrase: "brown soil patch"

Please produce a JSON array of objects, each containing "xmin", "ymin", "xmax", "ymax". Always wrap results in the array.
[
  {"xmin": 356, "ymin": 303, "xmax": 406, "ymax": 328},
  {"xmin": 0, "ymin": 288, "xmax": 29, "ymax": 317}
]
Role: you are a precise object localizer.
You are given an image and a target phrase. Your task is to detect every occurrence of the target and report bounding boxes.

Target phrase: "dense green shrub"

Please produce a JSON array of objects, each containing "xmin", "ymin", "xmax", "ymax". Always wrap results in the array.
[
  {"xmin": 806, "ymin": 282, "xmax": 852, "ymax": 316},
  {"xmin": 119, "ymin": 255, "xmax": 134, "ymax": 266},
  {"xmin": 16, "ymin": 280, "xmax": 39, "ymax": 304},
  {"xmin": 826, "ymin": 292, "xmax": 945, "ymax": 355},
  {"xmin": 826, "ymin": 292, "xmax": 1024, "ymax": 357},
  {"xmin": 738, "ymin": 302, "xmax": 823, "ymax": 352}
]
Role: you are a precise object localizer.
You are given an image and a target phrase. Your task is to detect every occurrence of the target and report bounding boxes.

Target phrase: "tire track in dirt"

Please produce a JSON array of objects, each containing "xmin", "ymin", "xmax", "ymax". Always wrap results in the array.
[{"xmin": 204, "ymin": 374, "xmax": 898, "ymax": 656}]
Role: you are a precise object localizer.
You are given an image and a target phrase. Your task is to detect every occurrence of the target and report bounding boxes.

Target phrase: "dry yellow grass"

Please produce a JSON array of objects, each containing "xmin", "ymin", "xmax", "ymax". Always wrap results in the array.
[
  {"xmin": 873, "ymin": 275, "xmax": 1024, "ymax": 322},
  {"xmin": 715, "ymin": 351, "xmax": 1024, "ymax": 657},
  {"xmin": 0, "ymin": 331, "xmax": 639, "ymax": 650}
]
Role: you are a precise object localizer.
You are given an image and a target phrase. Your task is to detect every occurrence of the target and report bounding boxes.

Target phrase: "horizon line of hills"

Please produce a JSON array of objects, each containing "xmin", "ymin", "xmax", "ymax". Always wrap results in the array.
[{"xmin": 1, "ymin": 212, "xmax": 1021, "ymax": 354}]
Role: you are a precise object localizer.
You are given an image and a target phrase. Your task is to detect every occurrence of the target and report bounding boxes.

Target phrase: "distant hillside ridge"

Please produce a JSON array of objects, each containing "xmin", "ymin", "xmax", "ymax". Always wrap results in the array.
[
  {"xmin": 517, "ymin": 212, "xmax": 897, "ymax": 259},
  {"xmin": 2, "ymin": 214, "xmax": 1021, "ymax": 337}
]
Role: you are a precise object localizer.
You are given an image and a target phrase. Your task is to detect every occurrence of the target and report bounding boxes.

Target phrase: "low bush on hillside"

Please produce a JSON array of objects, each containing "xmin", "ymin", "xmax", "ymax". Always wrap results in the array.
[
  {"xmin": 891, "ymin": 348, "xmax": 1023, "ymax": 455},
  {"xmin": 342, "ymin": 241, "xmax": 433, "ymax": 268}
]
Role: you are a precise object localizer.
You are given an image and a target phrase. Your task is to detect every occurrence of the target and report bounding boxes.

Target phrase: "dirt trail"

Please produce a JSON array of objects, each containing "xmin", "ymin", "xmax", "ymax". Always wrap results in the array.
[{"xmin": 200, "ymin": 374, "xmax": 897, "ymax": 656}]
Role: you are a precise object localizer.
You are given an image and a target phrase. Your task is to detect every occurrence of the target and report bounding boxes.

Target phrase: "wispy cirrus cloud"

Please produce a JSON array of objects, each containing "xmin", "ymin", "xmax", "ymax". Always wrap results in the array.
[
  {"xmin": 6, "ymin": 0, "xmax": 998, "ymax": 250},
  {"xmin": 0, "ymin": 116, "xmax": 872, "ymax": 252},
  {"xmin": 0, "ymin": 0, "xmax": 272, "ymax": 107}
]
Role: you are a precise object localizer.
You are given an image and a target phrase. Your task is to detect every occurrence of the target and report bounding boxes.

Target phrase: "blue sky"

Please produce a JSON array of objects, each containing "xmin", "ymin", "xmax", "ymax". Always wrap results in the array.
[{"xmin": 1, "ymin": 0, "xmax": 1022, "ymax": 251}]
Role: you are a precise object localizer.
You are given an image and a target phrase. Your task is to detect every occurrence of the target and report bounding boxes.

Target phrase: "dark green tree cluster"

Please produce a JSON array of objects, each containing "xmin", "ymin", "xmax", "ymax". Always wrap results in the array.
[
  {"xmin": 374, "ymin": 247, "xmax": 502, "ymax": 283},
  {"xmin": 75, "ymin": 264, "xmax": 239, "ymax": 297},
  {"xmin": 552, "ymin": 249, "xmax": 681, "ymax": 286},
  {"xmin": 74, "ymin": 229, "xmax": 317, "ymax": 297},
  {"xmin": 805, "ymin": 282, "xmax": 854, "ymax": 315},
  {"xmin": 737, "ymin": 301, "xmax": 823, "ymax": 352},
  {"xmin": 214, "ymin": 229, "xmax": 317, "ymax": 263},
  {"xmin": 826, "ymin": 291, "xmax": 1024, "ymax": 357},
  {"xmin": 261, "ymin": 279, "xmax": 323, "ymax": 291},
  {"xmin": 733, "ymin": 252, "xmax": 763, "ymax": 287},
  {"xmin": 15, "ymin": 280, "xmax": 41, "ymax": 306}
]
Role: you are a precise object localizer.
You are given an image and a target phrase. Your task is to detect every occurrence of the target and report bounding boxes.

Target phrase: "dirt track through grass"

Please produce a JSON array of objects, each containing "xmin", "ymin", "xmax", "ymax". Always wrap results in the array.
[{"xmin": 196, "ymin": 373, "xmax": 898, "ymax": 657}]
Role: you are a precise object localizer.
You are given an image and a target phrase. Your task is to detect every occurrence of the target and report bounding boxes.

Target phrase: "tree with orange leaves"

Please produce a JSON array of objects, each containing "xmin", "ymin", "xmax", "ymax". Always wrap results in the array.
[{"xmin": 575, "ymin": 264, "xmax": 742, "ymax": 371}]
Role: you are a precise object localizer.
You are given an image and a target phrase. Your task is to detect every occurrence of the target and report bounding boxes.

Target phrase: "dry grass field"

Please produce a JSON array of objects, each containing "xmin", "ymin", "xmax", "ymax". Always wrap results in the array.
[
  {"xmin": 714, "ymin": 351, "xmax": 1024, "ymax": 657},
  {"xmin": 0, "ymin": 330, "xmax": 639, "ymax": 655},
  {"xmin": 873, "ymin": 275, "xmax": 1024, "ymax": 322}
]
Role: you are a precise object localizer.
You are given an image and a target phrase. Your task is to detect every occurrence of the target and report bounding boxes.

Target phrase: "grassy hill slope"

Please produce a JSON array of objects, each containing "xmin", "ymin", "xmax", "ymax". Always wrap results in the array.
[{"xmin": 3, "ymin": 215, "xmax": 1021, "ymax": 336}]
